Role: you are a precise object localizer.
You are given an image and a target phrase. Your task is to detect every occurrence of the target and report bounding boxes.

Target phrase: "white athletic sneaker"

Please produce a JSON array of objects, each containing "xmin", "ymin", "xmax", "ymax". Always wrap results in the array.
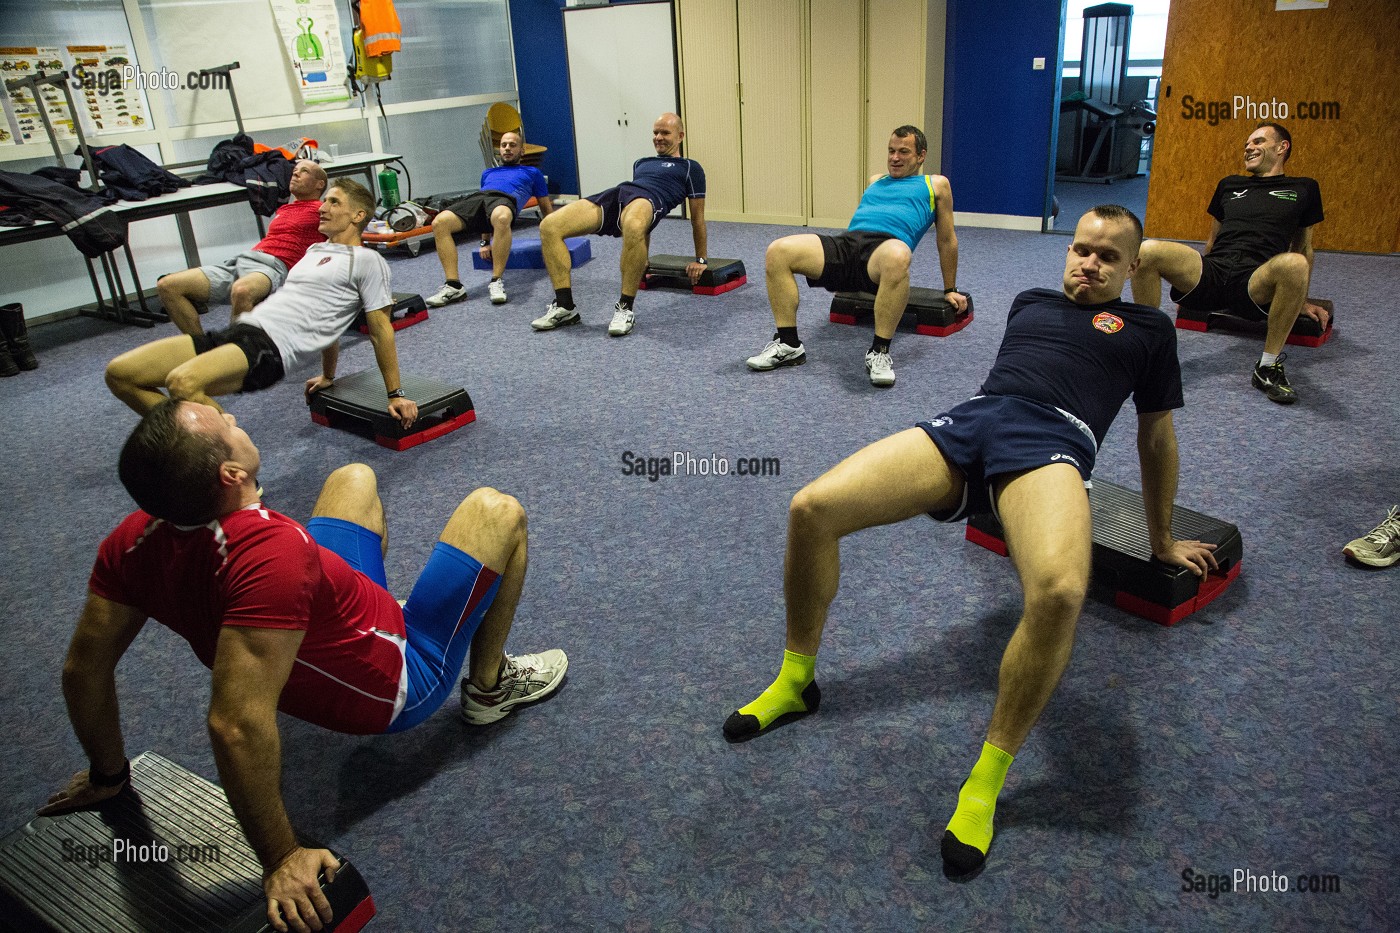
[
  {"xmin": 608, "ymin": 304, "xmax": 635, "ymax": 337},
  {"xmin": 425, "ymin": 282, "xmax": 467, "ymax": 308},
  {"xmin": 461, "ymin": 650, "xmax": 569, "ymax": 725},
  {"xmin": 488, "ymin": 279, "xmax": 508, "ymax": 305},
  {"xmin": 746, "ymin": 337, "xmax": 807, "ymax": 371},
  {"xmin": 865, "ymin": 349, "xmax": 896, "ymax": 387},
  {"xmin": 531, "ymin": 302, "xmax": 581, "ymax": 331}
]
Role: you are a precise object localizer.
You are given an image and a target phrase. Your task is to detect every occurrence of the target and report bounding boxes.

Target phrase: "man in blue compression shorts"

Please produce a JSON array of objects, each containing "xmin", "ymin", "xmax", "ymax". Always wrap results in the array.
[{"xmin": 42, "ymin": 399, "xmax": 567, "ymax": 932}]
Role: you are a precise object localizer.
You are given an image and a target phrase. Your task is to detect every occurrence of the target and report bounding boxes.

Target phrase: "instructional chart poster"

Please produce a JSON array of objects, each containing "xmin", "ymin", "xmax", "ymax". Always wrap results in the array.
[
  {"xmin": 67, "ymin": 44, "xmax": 149, "ymax": 135},
  {"xmin": 269, "ymin": 0, "xmax": 350, "ymax": 106},
  {"xmin": 0, "ymin": 47, "xmax": 70, "ymax": 145}
]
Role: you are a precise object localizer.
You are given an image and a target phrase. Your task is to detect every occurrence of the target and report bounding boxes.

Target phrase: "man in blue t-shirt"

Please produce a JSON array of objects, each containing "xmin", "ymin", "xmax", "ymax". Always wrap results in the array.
[
  {"xmin": 1131, "ymin": 122, "xmax": 1326, "ymax": 405},
  {"xmin": 723, "ymin": 206, "xmax": 1218, "ymax": 880},
  {"xmin": 426, "ymin": 131, "xmax": 555, "ymax": 308},
  {"xmin": 746, "ymin": 125, "xmax": 966, "ymax": 388},
  {"xmin": 530, "ymin": 112, "xmax": 707, "ymax": 338}
]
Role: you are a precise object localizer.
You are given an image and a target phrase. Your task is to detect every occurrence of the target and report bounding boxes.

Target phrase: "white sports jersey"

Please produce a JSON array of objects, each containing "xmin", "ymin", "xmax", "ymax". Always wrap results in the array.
[{"xmin": 243, "ymin": 242, "xmax": 392, "ymax": 371}]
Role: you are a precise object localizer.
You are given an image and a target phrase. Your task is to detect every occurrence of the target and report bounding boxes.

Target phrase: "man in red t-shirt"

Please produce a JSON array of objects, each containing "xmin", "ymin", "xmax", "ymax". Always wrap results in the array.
[
  {"xmin": 158, "ymin": 159, "xmax": 329, "ymax": 336},
  {"xmin": 40, "ymin": 400, "xmax": 568, "ymax": 933}
]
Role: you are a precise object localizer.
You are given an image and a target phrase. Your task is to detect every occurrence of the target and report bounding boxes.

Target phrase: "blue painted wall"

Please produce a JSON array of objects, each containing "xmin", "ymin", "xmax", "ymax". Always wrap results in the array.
[
  {"xmin": 508, "ymin": 0, "xmax": 579, "ymax": 194},
  {"xmin": 942, "ymin": 0, "xmax": 1063, "ymax": 219}
]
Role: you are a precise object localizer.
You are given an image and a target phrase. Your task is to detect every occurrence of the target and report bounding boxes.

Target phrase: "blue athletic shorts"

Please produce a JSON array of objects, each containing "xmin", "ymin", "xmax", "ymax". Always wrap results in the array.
[
  {"xmin": 917, "ymin": 395, "xmax": 1098, "ymax": 522},
  {"xmin": 586, "ymin": 183, "xmax": 665, "ymax": 238},
  {"xmin": 307, "ymin": 517, "xmax": 502, "ymax": 733}
]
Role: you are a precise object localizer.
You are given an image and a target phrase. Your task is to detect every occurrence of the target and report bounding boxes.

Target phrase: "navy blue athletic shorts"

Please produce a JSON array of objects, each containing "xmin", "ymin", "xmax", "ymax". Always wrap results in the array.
[
  {"xmin": 586, "ymin": 183, "xmax": 666, "ymax": 237},
  {"xmin": 917, "ymin": 395, "xmax": 1098, "ymax": 522}
]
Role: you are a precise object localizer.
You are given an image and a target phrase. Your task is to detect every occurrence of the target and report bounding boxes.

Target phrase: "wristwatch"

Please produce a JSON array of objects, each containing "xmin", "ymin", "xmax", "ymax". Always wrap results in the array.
[
  {"xmin": 387, "ymin": 388, "xmax": 406, "ymax": 399},
  {"xmin": 695, "ymin": 257, "xmax": 707, "ymax": 265}
]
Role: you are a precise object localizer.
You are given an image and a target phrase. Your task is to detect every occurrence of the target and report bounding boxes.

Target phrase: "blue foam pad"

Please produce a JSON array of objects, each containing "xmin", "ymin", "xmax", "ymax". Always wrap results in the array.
[{"xmin": 471, "ymin": 236, "xmax": 591, "ymax": 270}]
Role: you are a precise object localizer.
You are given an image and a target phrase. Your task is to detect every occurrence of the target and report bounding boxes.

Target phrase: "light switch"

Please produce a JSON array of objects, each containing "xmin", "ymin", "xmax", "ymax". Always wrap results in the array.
[{"xmin": 1033, "ymin": 57, "xmax": 1046, "ymax": 70}]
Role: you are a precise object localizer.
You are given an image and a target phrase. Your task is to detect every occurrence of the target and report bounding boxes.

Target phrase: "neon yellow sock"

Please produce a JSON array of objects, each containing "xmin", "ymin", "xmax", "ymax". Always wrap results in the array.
[
  {"xmin": 723, "ymin": 650, "xmax": 819, "ymax": 741},
  {"xmin": 942, "ymin": 742, "xmax": 1014, "ymax": 875}
]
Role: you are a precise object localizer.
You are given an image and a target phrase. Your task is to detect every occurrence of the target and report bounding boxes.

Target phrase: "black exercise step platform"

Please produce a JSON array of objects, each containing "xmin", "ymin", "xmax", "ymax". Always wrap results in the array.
[
  {"xmin": 0, "ymin": 752, "xmax": 375, "ymax": 933},
  {"xmin": 356, "ymin": 292, "xmax": 430, "ymax": 334},
  {"xmin": 638, "ymin": 255, "xmax": 747, "ymax": 295},
  {"xmin": 309, "ymin": 369, "xmax": 475, "ymax": 451},
  {"xmin": 830, "ymin": 287, "xmax": 974, "ymax": 336},
  {"xmin": 1175, "ymin": 297, "xmax": 1333, "ymax": 347},
  {"xmin": 965, "ymin": 479, "xmax": 1243, "ymax": 626}
]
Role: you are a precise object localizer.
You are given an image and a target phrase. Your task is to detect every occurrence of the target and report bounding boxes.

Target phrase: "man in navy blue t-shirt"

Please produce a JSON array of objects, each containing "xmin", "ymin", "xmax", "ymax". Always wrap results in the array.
[
  {"xmin": 723, "ymin": 206, "xmax": 1218, "ymax": 880},
  {"xmin": 531, "ymin": 112, "xmax": 707, "ymax": 338},
  {"xmin": 1131, "ymin": 122, "xmax": 1326, "ymax": 405},
  {"xmin": 426, "ymin": 132, "xmax": 556, "ymax": 309}
]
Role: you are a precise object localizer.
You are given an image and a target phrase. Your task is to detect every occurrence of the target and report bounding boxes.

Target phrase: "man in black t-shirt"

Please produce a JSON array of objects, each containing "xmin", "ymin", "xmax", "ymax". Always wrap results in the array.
[
  {"xmin": 1131, "ymin": 122, "xmax": 1326, "ymax": 405},
  {"xmin": 530, "ymin": 112, "xmax": 708, "ymax": 338},
  {"xmin": 722, "ymin": 206, "xmax": 1218, "ymax": 880}
]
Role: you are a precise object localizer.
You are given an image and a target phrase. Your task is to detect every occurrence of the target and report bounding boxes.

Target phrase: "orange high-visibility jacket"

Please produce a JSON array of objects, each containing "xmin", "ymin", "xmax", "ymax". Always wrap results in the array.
[{"xmin": 360, "ymin": 0, "xmax": 402, "ymax": 57}]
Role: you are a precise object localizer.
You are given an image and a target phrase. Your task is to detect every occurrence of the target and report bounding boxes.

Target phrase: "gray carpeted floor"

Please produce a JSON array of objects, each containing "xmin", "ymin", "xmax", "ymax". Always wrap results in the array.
[{"xmin": 1, "ymin": 216, "xmax": 1396, "ymax": 931}]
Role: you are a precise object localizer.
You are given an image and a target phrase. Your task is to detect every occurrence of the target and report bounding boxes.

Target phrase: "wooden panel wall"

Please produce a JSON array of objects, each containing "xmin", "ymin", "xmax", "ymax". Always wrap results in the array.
[
  {"xmin": 809, "ymin": 0, "xmax": 865, "ymax": 227},
  {"xmin": 737, "ymin": 0, "xmax": 807, "ymax": 223},
  {"xmin": 675, "ymin": 0, "xmax": 743, "ymax": 218},
  {"xmin": 1147, "ymin": 0, "xmax": 1400, "ymax": 253}
]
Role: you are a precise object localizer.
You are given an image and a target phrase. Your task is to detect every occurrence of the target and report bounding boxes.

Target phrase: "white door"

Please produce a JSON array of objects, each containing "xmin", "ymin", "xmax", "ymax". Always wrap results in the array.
[{"xmin": 565, "ymin": 2, "xmax": 680, "ymax": 197}]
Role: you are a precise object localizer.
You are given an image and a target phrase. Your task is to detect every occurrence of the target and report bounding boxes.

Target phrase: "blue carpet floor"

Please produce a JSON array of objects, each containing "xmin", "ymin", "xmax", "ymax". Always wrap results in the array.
[{"xmin": 1, "ymin": 216, "xmax": 1396, "ymax": 931}]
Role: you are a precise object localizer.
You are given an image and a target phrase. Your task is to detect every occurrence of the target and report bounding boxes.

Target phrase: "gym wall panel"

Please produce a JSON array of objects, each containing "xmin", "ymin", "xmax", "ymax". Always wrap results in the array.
[
  {"xmin": 808, "ymin": 0, "xmax": 864, "ymax": 227},
  {"xmin": 865, "ymin": 0, "xmax": 926, "ymax": 182},
  {"xmin": 1146, "ymin": 0, "xmax": 1400, "ymax": 253},
  {"xmin": 941, "ymin": 0, "xmax": 1061, "ymax": 220},
  {"xmin": 736, "ymin": 0, "xmax": 805, "ymax": 224},
  {"xmin": 675, "ymin": 0, "xmax": 743, "ymax": 217}
]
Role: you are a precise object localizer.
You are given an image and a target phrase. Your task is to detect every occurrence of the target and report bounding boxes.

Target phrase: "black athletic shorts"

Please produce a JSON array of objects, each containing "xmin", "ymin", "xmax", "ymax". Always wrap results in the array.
[
  {"xmin": 442, "ymin": 190, "xmax": 516, "ymax": 235},
  {"xmin": 191, "ymin": 322, "xmax": 285, "ymax": 392},
  {"xmin": 1170, "ymin": 254, "xmax": 1266, "ymax": 321},
  {"xmin": 585, "ymin": 183, "xmax": 665, "ymax": 238},
  {"xmin": 806, "ymin": 230, "xmax": 896, "ymax": 294}
]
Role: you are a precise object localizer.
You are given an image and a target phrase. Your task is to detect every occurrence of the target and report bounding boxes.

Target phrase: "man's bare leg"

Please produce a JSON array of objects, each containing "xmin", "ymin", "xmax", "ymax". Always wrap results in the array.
[
  {"xmin": 489, "ymin": 204, "xmax": 514, "ymax": 281},
  {"xmin": 540, "ymin": 199, "xmax": 602, "ymax": 291},
  {"xmin": 162, "ymin": 344, "xmax": 252, "ymax": 412},
  {"xmin": 1131, "ymin": 240, "xmax": 1204, "ymax": 309},
  {"xmin": 436, "ymin": 488, "xmax": 530, "ymax": 690},
  {"xmin": 724, "ymin": 428, "xmax": 964, "ymax": 739},
  {"xmin": 763, "ymin": 234, "xmax": 825, "ymax": 329},
  {"xmin": 1248, "ymin": 252, "xmax": 1311, "ymax": 356},
  {"xmin": 943, "ymin": 462, "xmax": 1091, "ymax": 875},
  {"xmin": 228, "ymin": 272, "xmax": 273, "ymax": 322},
  {"xmin": 618, "ymin": 199, "xmax": 654, "ymax": 299},
  {"xmin": 431, "ymin": 210, "xmax": 466, "ymax": 284},
  {"xmin": 868, "ymin": 240, "xmax": 913, "ymax": 341},
  {"xmin": 157, "ymin": 269, "xmax": 213, "ymax": 337},
  {"xmin": 311, "ymin": 463, "xmax": 388, "ymax": 554},
  {"xmin": 106, "ymin": 335, "xmax": 200, "ymax": 414}
]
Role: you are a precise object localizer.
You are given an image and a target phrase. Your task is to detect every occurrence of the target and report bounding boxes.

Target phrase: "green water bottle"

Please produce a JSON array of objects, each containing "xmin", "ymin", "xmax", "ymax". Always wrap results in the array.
[{"xmin": 377, "ymin": 167, "xmax": 401, "ymax": 209}]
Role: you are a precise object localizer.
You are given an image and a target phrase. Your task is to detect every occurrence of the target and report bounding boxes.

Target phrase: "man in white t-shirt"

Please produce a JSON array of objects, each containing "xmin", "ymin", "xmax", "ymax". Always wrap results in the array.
[{"xmin": 106, "ymin": 179, "xmax": 418, "ymax": 428}]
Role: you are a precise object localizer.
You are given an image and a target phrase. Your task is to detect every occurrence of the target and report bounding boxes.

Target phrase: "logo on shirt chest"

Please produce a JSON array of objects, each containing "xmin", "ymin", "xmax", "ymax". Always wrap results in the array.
[
  {"xmin": 317, "ymin": 256, "xmax": 332, "ymax": 266},
  {"xmin": 1229, "ymin": 190, "xmax": 1248, "ymax": 200},
  {"xmin": 1092, "ymin": 312, "xmax": 1125, "ymax": 334}
]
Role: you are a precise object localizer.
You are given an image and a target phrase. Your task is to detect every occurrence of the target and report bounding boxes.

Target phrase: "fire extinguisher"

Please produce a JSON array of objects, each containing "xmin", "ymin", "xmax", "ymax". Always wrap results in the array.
[{"xmin": 377, "ymin": 167, "xmax": 401, "ymax": 208}]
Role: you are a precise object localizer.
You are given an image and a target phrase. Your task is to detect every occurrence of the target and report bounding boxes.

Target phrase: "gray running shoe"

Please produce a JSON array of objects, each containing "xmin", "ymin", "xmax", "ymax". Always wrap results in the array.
[
  {"xmin": 746, "ymin": 337, "xmax": 806, "ymax": 371},
  {"xmin": 864, "ymin": 349, "xmax": 896, "ymax": 387},
  {"xmin": 461, "ymin": 650, "xmax": 569, "ymax": 725},
  {"xmin": 1343, "ymin": 507, "xmax": 1400, "ymax": 568},
  {"xmin": 531, "ymin": 302, "xmax": 580, "ymax": 331}
]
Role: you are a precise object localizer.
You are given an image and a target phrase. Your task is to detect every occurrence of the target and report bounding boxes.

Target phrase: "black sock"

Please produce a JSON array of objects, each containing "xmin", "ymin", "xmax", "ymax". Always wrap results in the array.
[
  {"xmin": 491, "ymin": 276, "xmax": 502, "ymax": 283},
  {"xmin": 870, "ymin": 336, "xmax": 892, "ymax": 354},
  {"xmin": 618, "ymin": 294, "xmax": 635, "ymax": 312},
  {"xmin": 446, "ymin": 279, "xmax": 462, "ymax": 289},
  {"xmin": 777, "ymin": 326, "xmax": 800, "ymax": 347},
  {"xmin": 555, "ymin": 288, "xmax": 574, "ymax": 310}
]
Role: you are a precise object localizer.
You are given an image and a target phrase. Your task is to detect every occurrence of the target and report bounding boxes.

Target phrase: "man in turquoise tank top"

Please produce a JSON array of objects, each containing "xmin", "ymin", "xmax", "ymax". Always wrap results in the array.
[{"xmin": 746, "ymin": 125, "xmax": 966, "ymax": 387}]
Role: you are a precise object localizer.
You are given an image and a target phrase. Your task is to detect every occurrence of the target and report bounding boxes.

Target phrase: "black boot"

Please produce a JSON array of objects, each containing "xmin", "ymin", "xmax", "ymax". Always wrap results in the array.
[
  {"xmin": 0, "ymin": 303, "xmax": 37, "ymax": 371},
  {"xmin": 0, "ymin": 343, "xmax": 16, "ymax": 377}
]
